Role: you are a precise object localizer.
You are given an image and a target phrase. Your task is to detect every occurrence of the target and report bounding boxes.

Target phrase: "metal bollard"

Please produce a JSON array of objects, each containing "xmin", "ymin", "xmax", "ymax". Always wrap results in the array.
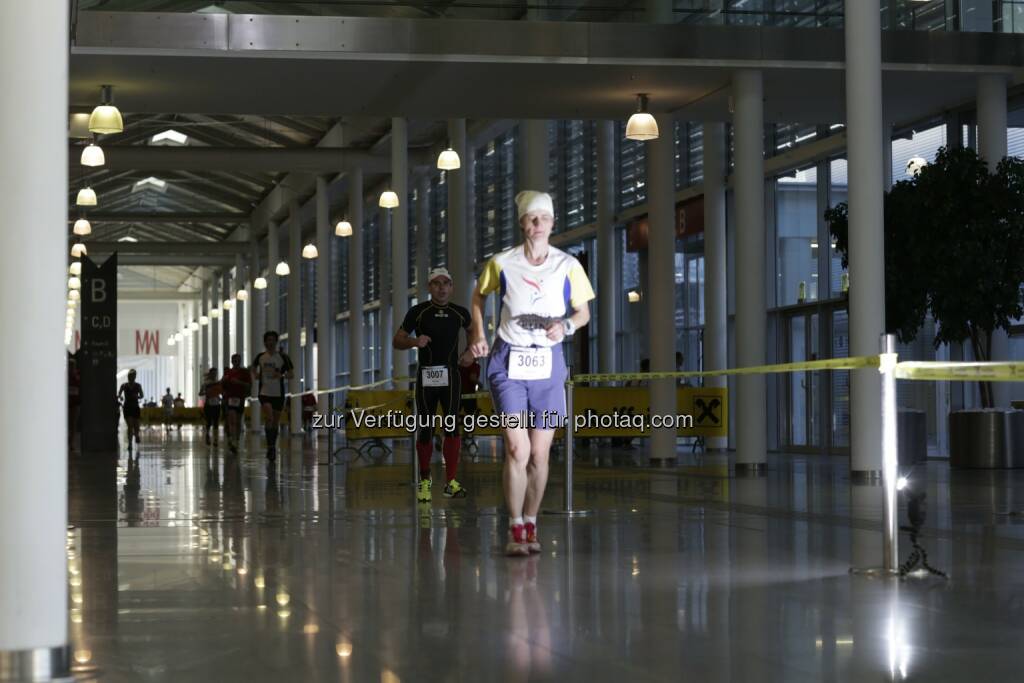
[
  {"xmin": 564, "ymin": 365, "xmax": 574, "ymax": 512},
  {"xmin": 880, "ymin": 333, "xmax": 899, "ymax": 574}
]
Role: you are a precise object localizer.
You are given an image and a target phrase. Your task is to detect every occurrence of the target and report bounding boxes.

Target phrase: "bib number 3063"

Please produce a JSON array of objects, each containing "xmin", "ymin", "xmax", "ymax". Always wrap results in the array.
[
  {"xmin": 422, "ymin": 366, "xmax": 449, "ymax": 387},
  {"xmin": 509, "ymin": 347, "xmax": 553, "ymax": 381}
]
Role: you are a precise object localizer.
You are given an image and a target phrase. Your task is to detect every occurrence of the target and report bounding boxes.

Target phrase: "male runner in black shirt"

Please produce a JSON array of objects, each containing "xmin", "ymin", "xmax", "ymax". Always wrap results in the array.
[{"xmin": 394, "ymin": 267, "xmax": 474, "ymax": 502}]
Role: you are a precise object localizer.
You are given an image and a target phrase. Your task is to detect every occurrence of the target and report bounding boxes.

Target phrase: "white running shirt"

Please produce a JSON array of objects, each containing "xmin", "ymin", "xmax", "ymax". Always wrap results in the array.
[{"xmin": 476, "ymin": 244, "xmax": 595, "ymax": 348}]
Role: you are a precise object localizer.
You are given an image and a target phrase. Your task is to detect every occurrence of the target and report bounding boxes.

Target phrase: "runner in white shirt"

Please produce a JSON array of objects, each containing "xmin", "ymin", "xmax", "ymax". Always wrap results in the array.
[
  {"xmin": 469, "ymin": 190, "xmax": 596, "ymax": 557},
  {"xmin": 251, "ymin": 330, "xmax": 294, "ymax": 461}
]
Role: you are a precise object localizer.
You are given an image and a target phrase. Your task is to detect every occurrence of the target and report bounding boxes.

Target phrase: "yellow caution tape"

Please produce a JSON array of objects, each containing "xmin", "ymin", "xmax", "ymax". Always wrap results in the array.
[
  {"xmin": 573, "ymin": 355, "xmax": 881, "ymax": 384},
  {"xmin": 894, "ymin": 361, "xmax": 1024, "ymax": 382}
]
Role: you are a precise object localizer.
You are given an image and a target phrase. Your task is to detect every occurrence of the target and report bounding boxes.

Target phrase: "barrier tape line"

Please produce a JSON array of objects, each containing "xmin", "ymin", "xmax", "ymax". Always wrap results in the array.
[
  {"xmin": 894, "ymin": 361, "xmax": 1024, "ymax": 382},
  {"xmin": 572, "ymin": 355, "xmax": 881, "ymax": 384}
]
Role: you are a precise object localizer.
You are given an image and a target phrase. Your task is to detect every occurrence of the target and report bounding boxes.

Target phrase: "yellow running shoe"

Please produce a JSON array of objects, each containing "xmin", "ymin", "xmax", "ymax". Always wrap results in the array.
[
  {"xmin": 417, "ymin": 478, "xmax": 432, "ymax": 503},
  {"xmin": 443, "ymin": 479, "xmax": 467, "ymax": 499}
]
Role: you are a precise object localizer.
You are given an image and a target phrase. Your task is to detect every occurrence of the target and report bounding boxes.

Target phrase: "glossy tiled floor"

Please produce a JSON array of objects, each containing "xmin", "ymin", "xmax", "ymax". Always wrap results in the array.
[{"xmin": 65, "ymin": 427, "xmax": 1024, "ymax": 682}]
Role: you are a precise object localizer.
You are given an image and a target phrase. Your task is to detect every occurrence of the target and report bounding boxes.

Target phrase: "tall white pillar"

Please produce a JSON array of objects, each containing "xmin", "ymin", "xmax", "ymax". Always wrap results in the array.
[
  {"xmin": 316, "ymin": 176, "xmax": 334, "ymax": 416},
  {"xmin": 201, "ymin": 281, "xmax": 210, "ymax": 372},
  {"xmin": 303, "ymin": 255, "xmax": 315, "ymax": 403},
  {"xmin": 520, "ymin": 120, "xmax": 549, "ymax": 191},
  {"xmin": 647, "ymin": 113, "xmax": 677, "ymax": 464},
  {"xmin": 845, "ymin": 0, "xmax": 885, "ymax": 474},
  {"xmin": 221, "ymin": 271, "xmax": 230, "ymax": 368},
  {"xmin": 0, "ymin": 1, "xmax": 69, "ymax": 670},
  {"xmin": 596, "ymin": 120, "xmax": 617, "ymax": 375},
  {"xmin": 978, "ymin": 74, "xmax": 1010, "ymax": 407},
  {"xmin": 392, "ymin": 119, "xmax": 410, "ymax": 382},
  {"xmin": 703, "ymin": 122, "xmax": 729, "ymax": 451},
  {"xmin": 267, "ymin": 220, "xmax": 280, "ymax": 335},
  {"xmin": 465, "ymin": 144, "xmax": 477, "ymax": 293},
  {"xmin": 288, "ymin": 199, "xmax": 303, "ymax": 432},
  {"xmin": 447, "ymin": 119, "xmax": 469, "ymax": 301},
  {"xmin": 211, "ymin": 277, "xmax": 221, "ymax": 373},
  {"xmin": 234, "ymin": 254, "xmax": 245, "ymax": 364},
  {"xmin": 734, "ymin": 69, "xmax": 767, "ymax": 471},
  {"xmin": 249, "ymin": 237, "xmax": 262, "ymax": 432},
  {"xmin": 416, "ymin": 174, "xmax": 431, "ymax": 299},
  {"xmin": 348, "ymin": 170, "xmax": 365, "ymax": 386}
]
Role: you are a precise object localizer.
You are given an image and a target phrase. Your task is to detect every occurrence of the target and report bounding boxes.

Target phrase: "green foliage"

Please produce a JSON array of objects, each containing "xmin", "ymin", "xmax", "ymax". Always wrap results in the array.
[{"xmin": 825, "ymin": 147, "xmax": 1024, "ymax": 406}]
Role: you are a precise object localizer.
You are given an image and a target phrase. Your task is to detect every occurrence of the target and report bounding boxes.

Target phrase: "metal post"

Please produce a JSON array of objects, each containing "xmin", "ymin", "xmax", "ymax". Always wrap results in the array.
[
  {"xmin": 880, "ymin": 333, "xmax": 899, "ymax": 573},
  {"xmin": 564, "ymin": 366, "xmax": 574, "ymax": 512}
]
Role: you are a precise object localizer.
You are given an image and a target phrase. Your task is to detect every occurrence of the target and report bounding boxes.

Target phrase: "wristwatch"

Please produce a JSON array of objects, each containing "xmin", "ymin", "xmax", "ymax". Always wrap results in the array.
[{"xmin": 562, "ymin": 318, "xmax": 576, "ymax": 336}]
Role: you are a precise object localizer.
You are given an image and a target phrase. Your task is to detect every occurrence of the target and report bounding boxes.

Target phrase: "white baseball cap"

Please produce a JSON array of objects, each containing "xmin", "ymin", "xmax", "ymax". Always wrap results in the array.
[
  {"xmin": 515, "ymin": 190, "xmax": 554, "ymax": 219},
  {"xmin": 428, "ymin": 267, "xmax": 452, "ymax": 284}
]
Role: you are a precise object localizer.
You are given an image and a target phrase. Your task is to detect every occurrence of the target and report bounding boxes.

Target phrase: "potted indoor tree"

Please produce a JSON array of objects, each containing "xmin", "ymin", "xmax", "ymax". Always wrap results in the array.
[{"xmin": 826, "ymin": 146, "xmax": 1024, "ymax": 467}]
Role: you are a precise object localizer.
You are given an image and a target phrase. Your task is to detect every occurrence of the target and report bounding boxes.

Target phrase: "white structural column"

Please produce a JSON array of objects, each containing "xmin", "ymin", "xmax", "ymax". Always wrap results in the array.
[
  {"xmin": 596, "ymin": 120, "xmax": 617, "ymax": 375},
  {"xmin": 249, "ymin": 237, "xmax": 262, "ymax": 432},
  {"xmin": 211, "ymin": 277, "xmax": 221, "ymax": 373},
  {"xmin": 520, "ymin": 120, "xmax": 549, "ymax": 191},
  {"xmin": 0, "ymin": 0, "xmax": 69, "ymax": 669},
  {"xmin": 288, "ymin": 199, "xmax": 303, "ymax": 431},
  {"xmin": 267, "ymin": 220, "xmax": 280, "ymax": 335},
  {"xmin": 392, "ymin": 119, "xmax": 410, "ymax": 382},
  {"xmin": 447, "ymin": 119, "xmax": 469, "ymax": 301},
  {"xmin": 303, "ymin": 256, "xmax": 315, "ymax": 402},
  {"xmin": 646, "ymin": 113, "xmax": 677, "ymax": 463},
  {"xmin": 222, "ymin": 271, "xmax": 231, "ymax": 367},
  {"xmin": 703, "ymin": 122, "xmax": 729, "ymax": 451},
  {"xmin": 234, "ymin": 254, "xmax": 245, "ymax": 365},
  {"xmin": 416, "ymin": 174, "xmax": 431, "ymax": 299},
  {"xmin": 348, "ymin": 170, "xmax": 365, "ymax": 386},
  {"xmin": 316, "ymin": 176, "xmax": 334, "ymax": 416},
  {"xmin": 465, "ymin": 146, "xmax": 477, "ymax": 290},
  {"xmin": 978, "ymin": 74, "xmax": 1010, "ymax": 407},
  {"xmin": 845, "ymin": 1, "xmax": 885, "ymax": 474},
  {"xmin": 734, "ymin": 69, "xmax": 767, "ymax": 470},
  {"xmin": 201, "ymin": 281, "xmax": 210, "ymax": 371}
]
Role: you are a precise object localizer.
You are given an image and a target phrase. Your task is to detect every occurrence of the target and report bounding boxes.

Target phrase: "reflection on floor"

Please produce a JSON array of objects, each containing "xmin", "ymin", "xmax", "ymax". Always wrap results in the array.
[{"xmin": 65, "ymin": 427, "xmax": 1024, "ymax": 682}]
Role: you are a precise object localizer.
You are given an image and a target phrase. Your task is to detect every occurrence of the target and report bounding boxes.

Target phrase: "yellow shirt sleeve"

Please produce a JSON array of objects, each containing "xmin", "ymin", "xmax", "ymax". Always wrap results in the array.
[
  {"xmin": 476, "ymin": 257, "xmax": 502, "ymax": 296},
  {"xmin": 568, "ymin": 263, "xmax": 596, "ymax": 308}
]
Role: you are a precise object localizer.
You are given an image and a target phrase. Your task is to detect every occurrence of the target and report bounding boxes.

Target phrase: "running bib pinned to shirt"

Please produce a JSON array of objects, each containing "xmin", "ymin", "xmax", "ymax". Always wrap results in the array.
[
  {"xmin": 422, "ymin": 365, "xmax": 449, "ymax": 387},
  {"xmin": 509, "ymin": 347, "xmax": 552, "ymax": 381}
]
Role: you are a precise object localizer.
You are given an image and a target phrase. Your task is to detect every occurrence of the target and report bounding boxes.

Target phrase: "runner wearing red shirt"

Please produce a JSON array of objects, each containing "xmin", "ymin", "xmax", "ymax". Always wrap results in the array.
[{"xmin": 220, "ymin": 354, "xmax": 251, "ymax": 454}]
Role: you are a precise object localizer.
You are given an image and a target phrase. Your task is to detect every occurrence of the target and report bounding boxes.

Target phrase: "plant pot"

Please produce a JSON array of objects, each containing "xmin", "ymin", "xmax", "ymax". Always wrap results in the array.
[
  {"xmin": 898, "ymin": 409, "xmax": 927, "ymax": 467},
  {"xmin": 949, "ymin": 409, "xmax": 1024, "ymax": 468}
]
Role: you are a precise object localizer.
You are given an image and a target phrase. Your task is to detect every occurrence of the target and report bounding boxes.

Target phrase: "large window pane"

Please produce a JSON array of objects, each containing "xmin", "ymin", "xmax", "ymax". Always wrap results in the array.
[
  {"xmin": 775, "ymin": 165, "xmax": 819, "ymax": 306},
  {"xmin": 828, "ymin": 158, "xmax": 848, "ymax": 299}
]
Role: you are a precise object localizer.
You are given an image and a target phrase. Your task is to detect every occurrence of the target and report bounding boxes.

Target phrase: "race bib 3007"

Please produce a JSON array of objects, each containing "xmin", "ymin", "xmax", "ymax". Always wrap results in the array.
[{"xmin": 422, "ymin": 365, "xmax": 449, "ymax": 387}]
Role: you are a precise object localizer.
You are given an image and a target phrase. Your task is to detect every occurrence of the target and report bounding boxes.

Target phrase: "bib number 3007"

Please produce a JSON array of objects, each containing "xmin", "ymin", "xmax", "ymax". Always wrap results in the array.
[
  {"xmin": 422, "ymin": 366, "xmax": 449, "ymax": 387},
  {"xmin": 509, "ymin": 347, "xmax": 553, "ymax": 381}
]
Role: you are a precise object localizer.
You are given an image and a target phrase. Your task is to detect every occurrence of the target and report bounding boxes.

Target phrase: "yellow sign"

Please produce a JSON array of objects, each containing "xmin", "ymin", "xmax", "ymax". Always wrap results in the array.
[
  {"xmin": 342, "ymin": 390, "xmax": 416, "ymax": 439},
  {"xmin": 571, "ymin": 386, "xmax": 727, "ymax": 437}
]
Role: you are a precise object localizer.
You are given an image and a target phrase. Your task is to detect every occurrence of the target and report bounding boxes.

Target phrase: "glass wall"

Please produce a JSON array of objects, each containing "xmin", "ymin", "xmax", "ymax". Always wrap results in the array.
[{"xmin": 775, "ymin": 165, "xmax": 819, "ymax": 306}]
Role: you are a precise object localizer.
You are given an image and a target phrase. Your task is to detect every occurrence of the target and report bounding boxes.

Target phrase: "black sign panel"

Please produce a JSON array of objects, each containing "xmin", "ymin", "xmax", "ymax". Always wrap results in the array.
[{"xmin": 80, "ymin": 254, "xmax": 119, "ymax": 453}]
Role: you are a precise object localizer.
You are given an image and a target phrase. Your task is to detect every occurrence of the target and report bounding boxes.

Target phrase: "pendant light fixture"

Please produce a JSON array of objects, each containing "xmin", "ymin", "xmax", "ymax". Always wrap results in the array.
[
  {"xmin": 302, "ymin": 243, "xmax": 319, "ymax": 259},
  {"xmin": 211, "ymin": 307, "xmax": 221, "ymax": 319},
  {"xmin": 253, "ymin": 276, "xmax": 267, "ymax": 290},
  {"xmin": 275, "ymin": 261, "xmax": 290, "ymax": 276},
  {"xmin": 73, "ymin": 218, "xmax": 92, "ymax": 236},
  {"xmin": 68, "ymin": 290, "xmax": 81, "ymax": 302},
  {"xmin": 69, "ymin": 262, "xmax": 82, "ymax": 276},
  {"xmin": 223, "ymin": 298, "xmax": 234, "ymax": 311},
  {"xmin": 76, "ymin": 188, "xmax": 97, "ymax": 207},
  {"xmin": 80, "ymin": 143, "xmax": 105, "ymax": 167},
  {"xmin": 378, "ymin": 190, "xmax": 399, "ymax": 208},
  {"xmin": 625, "ymin": 94, "xmax": 659, "ymax": 141},
  {"xmin": 88, "ymin": 85, "xmax": 124, "ymax": 135},
  {"xmin": 236, "ymin": 289, "xmax": 248, "ymax": 301},
  {"xmin": 190, "ymin": 321, "xmax": 199, "ymax": 331},
  {"xmin": 168, "ymin": 336, "xmax": 176, "ymax": 347},
  {"xmin": 71, "ymin": 242, "xmax": 87, "ymax": 258},
  {"xmin": 437, "ymin": 146, "xmax": 461, "ymax": 171},
  {"xmin": 200, "ymin": 315, "xmax": 209, "ymax": 326},
  {"xmin": 68, "ymin": 276, "xmax": 81, "ymax": 290},
  {"xmin": 335, "ymin": 220, "xmax": 353, "ymax": 237}
]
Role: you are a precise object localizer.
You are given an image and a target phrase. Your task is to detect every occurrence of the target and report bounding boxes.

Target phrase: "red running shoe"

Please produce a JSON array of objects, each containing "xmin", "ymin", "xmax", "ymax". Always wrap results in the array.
[
  {"xmin": 524, "ymin": 522, "xmax": 542, "ymax": 554},
  {"xmin": 505, "ymin": 524, "xmax": 530, "ymax": 557}
]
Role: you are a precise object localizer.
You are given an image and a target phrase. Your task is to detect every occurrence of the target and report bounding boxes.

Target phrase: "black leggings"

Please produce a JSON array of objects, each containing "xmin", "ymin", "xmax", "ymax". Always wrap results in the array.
[
  {"xmin": 203, "ymin": 404, "xmax": 221, "ymax": 429},
  {"xmin": 414, "ymin": 367, "xmax": 461, "ymax": 443}
]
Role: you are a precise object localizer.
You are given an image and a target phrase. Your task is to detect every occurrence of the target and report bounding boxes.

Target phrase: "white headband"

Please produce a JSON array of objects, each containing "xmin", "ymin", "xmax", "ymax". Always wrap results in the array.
[{"xmin": 515, "ymin": 190, "xmax": 554, "ymax": 219}]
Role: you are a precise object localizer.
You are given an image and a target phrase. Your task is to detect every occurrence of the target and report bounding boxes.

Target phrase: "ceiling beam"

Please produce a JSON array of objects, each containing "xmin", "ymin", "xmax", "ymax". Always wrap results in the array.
[
  {"xmin": 69, "ymin": 146, "xmax": 412, "ymax": 173},
  {"xmin": 67, "ymin": 212, "xmax": 247, "ymax": 223},
  {"xmin": 81, "ymin": 241, "xmax": 247, "ymax": 255}
]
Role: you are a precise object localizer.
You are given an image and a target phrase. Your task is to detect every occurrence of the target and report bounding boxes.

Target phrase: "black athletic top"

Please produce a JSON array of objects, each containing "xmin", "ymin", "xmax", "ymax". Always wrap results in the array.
[
  {"xmin": 400, "ymin": 301, "xmax": 471, "ymax": 367},
  {"xmin": 119, "ymin": 381, "xmax": 144, "ymax": 408}
]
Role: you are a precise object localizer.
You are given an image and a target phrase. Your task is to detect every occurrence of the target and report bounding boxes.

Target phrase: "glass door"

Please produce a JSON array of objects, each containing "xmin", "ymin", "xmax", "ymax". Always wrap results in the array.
[{"xmin": 783, "ymin": 311, "xmax": 821, "ymax": 449}]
